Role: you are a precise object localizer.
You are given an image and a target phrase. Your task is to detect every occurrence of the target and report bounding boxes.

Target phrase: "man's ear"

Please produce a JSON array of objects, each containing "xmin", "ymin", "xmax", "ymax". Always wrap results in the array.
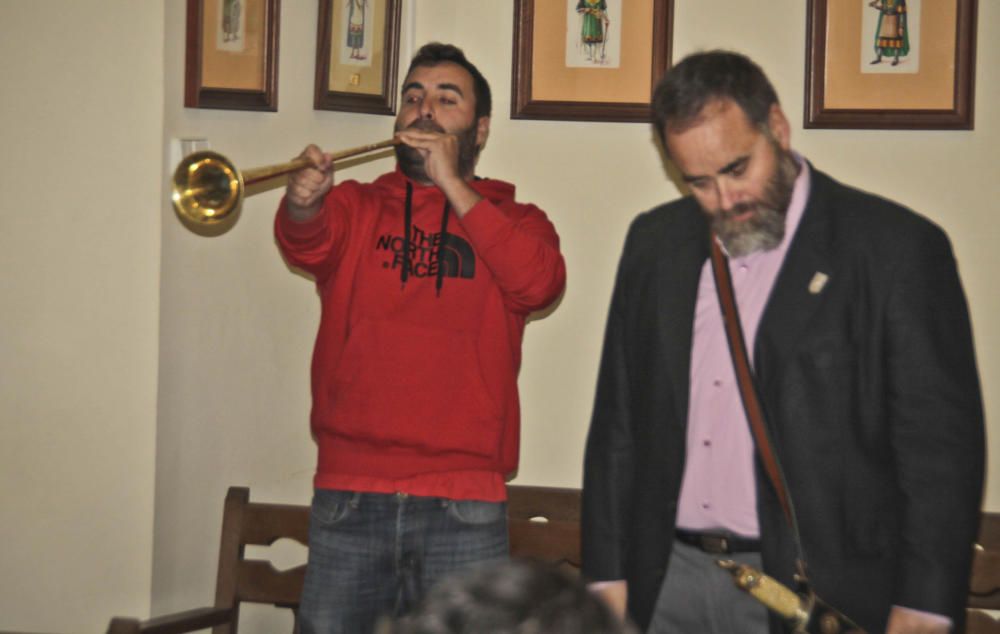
[
  {"xmin": 768, "ymin": 104, "xmax": 791, "ymax": 151},
  {"xmin": 476, "ymin": 116, "xmax": 491, "ymax": 150}
]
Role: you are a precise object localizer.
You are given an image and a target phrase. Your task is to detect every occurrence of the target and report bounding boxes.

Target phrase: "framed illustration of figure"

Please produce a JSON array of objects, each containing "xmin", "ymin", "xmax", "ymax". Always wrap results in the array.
[
  {"xmin": 184, "ymin": 0, "xmax": 280, "ymax": 111},
  {"xmin": 512, "ymin": 0, "xmax": 674, "ymax": 122},
  {"xmin": 805, "ymin": 0, "xmax": 977, "ymax": 129},
  {"xmin": 314, "ymin": 0, "xmax": 402, "ymax": 115}
]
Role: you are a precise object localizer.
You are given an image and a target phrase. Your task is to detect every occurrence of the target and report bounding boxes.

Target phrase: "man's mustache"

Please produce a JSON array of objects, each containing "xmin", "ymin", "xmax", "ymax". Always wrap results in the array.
[
  {"xmin": 719, "ymin": 202, "xmax": 759, "ymax": 222},
  {"xmin": 401, "ymin": 119, "xmax": 446, "ymax": 134}
]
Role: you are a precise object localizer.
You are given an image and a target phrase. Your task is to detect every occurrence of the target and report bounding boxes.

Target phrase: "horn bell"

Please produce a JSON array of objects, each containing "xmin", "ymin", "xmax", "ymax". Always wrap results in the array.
[{"xmin": 171, "ymin": 150, "xmax": 244, "ymax": 226}]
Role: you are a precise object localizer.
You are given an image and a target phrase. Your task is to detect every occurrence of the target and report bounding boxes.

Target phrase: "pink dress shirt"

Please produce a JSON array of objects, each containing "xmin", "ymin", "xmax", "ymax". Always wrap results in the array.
[{"xmin": 675, "ymin": 155, "xmax": 810, "ymax": 537}]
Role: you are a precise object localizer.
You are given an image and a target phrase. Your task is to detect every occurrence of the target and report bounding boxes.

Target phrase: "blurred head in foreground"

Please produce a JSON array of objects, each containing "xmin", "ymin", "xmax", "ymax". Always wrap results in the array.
[{"xmin": 388, "ymin": 558, "xmax": 635, "ymax": 634}]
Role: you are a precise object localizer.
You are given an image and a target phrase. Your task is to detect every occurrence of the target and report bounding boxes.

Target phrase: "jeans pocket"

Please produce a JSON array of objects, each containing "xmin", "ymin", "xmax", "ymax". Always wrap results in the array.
[
  {"xmin": 310, "ymin": 489, "xmax": 359, "ymax": 527},
  {"xmin": 446, "ymin": 500, "xmax": 506, "ymax": 525}
]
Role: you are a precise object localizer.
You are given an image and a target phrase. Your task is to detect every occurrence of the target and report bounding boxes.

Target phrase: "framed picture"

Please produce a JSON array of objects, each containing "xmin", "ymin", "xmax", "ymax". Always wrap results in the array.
[
  {"xmin": 805, "ymin": 0, "xmax": 977, "ymax": 129},
  {"xmin": 511, "ymin": 0, "xmax": 674, "ymax": 123},
  {"xmin": 184, "ymin": 0, "xmax": 280, "ymax": 111},
  {"xmin": 314, "ymin": 0, "xmax": 402, "ymax": 115}
]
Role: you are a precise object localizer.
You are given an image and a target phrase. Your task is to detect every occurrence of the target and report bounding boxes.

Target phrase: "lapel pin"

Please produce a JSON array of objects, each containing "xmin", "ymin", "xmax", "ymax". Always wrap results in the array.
[{"xmin": 808, "ymin": 272, "xmax": 829, "ymax": 295}]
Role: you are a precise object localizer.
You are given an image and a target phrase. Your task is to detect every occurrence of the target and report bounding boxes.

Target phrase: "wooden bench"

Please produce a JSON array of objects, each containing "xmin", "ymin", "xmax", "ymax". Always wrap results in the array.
[
  {"xmin": 107, "ymin": 489, "xmax": 999, "ymax": 633},
  {"xmin": 106, "ymin": 484, "xmax": 581, "ymax": 634}
]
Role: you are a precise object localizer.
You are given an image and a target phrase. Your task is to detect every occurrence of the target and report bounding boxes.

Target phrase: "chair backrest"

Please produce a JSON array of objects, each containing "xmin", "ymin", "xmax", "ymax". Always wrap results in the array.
[
  {"xmin": 968, "ymin": 512, "xmax": 1000, "ymax": 633},
  {"xmin": 217, "ymin": 485, "xmax": 582, "ymax": 628},
  {"xmin": 506, "ymin": 484, "xmax": 582, "ymax": 574},
  {"xmin": 105, "ymin": 486, "xmax": 309, "ymax": 634},
  {"xmin": 212, "ymin": 486, "xmax": 310, "ymax": 633}
]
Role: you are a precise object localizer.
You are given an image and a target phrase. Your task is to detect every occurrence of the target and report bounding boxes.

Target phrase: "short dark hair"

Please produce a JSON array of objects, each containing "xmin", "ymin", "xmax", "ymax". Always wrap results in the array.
[
  {"xmin": 405, "ymin": 42, "xmax": 492, "ymax": 120},
  {"xmin": 651, "ymin": 50, "xmax": 779, "ymax": 141},
  {"xmin": 391, "ymin": 559, "xmax": 634, "ymax": 634}
]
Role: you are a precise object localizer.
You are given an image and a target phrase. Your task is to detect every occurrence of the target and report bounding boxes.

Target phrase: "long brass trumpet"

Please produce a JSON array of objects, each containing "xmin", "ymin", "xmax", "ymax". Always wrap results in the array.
[{"xmin": 171, "ymin": 139, "xmax": 398, "ymax": 226}]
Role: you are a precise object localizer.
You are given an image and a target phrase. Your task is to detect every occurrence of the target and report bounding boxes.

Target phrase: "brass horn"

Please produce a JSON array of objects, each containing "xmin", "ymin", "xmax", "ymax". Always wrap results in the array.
[{"xmin": 171, "ymin": 139, "xmax": 398, "ymax": 226}]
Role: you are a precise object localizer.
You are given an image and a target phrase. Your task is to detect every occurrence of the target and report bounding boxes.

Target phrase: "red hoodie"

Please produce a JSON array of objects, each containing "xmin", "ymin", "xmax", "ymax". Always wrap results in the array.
[{"xmin": 275, "ymin": 167, "xmax": 565, "ymax": 502}]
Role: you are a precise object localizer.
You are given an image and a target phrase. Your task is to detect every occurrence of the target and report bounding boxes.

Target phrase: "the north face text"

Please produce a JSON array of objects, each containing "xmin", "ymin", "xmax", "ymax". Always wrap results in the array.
[{"xmin": 376, "ymin": 224, "xmax": 475, "ymax": 279}]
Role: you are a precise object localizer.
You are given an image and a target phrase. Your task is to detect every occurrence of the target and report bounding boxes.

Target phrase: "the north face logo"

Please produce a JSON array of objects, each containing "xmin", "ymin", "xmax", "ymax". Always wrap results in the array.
[{"xmin": 376, "ymin": 224, "xmax": 475, "ymax": 280}]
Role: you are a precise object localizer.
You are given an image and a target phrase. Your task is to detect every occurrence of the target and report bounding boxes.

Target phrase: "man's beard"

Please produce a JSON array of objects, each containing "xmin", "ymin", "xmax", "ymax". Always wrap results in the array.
[
  {"xmin": 394, "ymin": 118, "xmax": 480, "ymax": 184},
  {"xmin": 712, "ymin": 146, "xmax": 799, "ymax": 258}
]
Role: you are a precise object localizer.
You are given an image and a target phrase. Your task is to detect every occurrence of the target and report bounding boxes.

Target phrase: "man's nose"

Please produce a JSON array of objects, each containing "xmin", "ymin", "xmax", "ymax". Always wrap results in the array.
[
  {"xmin": 419, "ymin": 100, "xmax": 435, "ymax": 119},
  {"xmin": 715, "ymin": 180, "xmax": 738, "ymax": 211}
]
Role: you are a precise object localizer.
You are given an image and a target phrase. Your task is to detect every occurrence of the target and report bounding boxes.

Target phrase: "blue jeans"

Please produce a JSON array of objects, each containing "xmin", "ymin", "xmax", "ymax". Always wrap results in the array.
[{"xmin": 298, "ymin": 489, "xmax": 509, "ymax": 634}]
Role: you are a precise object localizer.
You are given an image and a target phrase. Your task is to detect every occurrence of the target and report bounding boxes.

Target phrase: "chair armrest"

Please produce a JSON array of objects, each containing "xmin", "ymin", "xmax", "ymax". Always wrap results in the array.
[{"xmin": 106, "ymin": 606, "xmax": 232, "ymax": 634}]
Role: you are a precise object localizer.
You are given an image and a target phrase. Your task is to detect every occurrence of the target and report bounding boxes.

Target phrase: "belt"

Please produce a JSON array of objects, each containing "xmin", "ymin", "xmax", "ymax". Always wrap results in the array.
[{"xmin": 674, "ymin": 528, "xmax": 761, "ymax": 555}]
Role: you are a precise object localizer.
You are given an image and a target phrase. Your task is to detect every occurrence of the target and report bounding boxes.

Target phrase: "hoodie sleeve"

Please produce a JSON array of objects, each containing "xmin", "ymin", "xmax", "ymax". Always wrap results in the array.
[
  {"xmin": 274, "ymin": 180, "xmax": 361, "ymax": 280},
  {"xmin": 458, "ymin": 197, "xmax": 566, "ymax": 314}
]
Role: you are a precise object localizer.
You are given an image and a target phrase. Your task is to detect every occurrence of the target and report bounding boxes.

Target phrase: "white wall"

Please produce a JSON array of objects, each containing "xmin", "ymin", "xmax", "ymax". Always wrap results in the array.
[
  {"xmin": 0, "ymin": 1, "xmax": 996, "ymax": 632},
  {"xmin": 0, "ymin": 2, "xmax": 163, "ymax": 632}
]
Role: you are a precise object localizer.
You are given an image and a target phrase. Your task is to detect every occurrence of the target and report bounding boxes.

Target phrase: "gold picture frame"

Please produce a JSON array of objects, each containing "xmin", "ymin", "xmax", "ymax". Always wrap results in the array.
[
  {"xmin": 314, "ymin": 0, "xmax": 402, "ymax": 115},
  {"xmin": 184, "ymin": 0, "xmax": 280, "ymax": 111},
  {"xmin": 805, "ymin": 0, "xmax": 977, "ymax": 129},
  {"xmin": 511, "ymin": 0, "xmax": 674, "ymax": 123}
]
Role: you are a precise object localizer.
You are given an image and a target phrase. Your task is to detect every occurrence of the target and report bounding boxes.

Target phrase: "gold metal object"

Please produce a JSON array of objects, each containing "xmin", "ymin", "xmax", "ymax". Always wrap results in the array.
[
  {"xmin": 716, "ymin": 560, "xmax": 865, "ymax": 634},
  {"xmin": 171, "ymin": 138, "xmax": 398, "ymax": 226},
  {"xmin": 717, "ymin": 559, "xmax": 811, "ymax": 630}
]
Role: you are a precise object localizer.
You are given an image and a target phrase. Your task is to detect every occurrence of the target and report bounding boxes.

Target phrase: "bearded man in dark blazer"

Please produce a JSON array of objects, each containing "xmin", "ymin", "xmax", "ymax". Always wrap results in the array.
[{"xmin": 582, "ymin": 50, "xmax": 984, "ymax": 634}]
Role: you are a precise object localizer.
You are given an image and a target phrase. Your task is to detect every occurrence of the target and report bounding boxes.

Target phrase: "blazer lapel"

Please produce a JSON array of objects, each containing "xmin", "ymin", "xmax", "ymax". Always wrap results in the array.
[
  {"xmin": 656, "ymin": 212, "xmax": 710, "ymax": 428},
  {"xmin": 754, "ymin": 167, "xmax": 837, "ymax": 390}
]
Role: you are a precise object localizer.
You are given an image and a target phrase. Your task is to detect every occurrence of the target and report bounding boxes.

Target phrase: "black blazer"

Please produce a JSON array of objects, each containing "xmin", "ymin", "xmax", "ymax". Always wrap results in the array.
[{"xmin": 581, "ymin": 166, "xmax": 984, "ymax": 632}]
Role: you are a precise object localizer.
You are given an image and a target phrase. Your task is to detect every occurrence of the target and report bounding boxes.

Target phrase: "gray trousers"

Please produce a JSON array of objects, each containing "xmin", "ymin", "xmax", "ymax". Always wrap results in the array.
[{"xmin": 647, "ymin": 540, "xmax": 770, "ymax": 634}]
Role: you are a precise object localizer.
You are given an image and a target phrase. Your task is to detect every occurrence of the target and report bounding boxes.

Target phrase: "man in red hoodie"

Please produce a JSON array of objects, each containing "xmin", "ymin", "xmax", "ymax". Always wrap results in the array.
[{"xmin": 275, "ymin": 43, "xmax": 566, "ymax": 633}]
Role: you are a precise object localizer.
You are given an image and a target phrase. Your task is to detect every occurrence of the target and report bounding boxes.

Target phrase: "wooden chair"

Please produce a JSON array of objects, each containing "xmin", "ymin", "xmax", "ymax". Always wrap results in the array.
[
  {"xmin": 506, "ymin": 484, "xmax": 582, "ymax": 574},
  {"xmin": 106, "ymin": 487, "xmax": 309, "ymax": 634},
  {"xmin": 106, "ymin": 484, "xmax": 581, "ymax": 633},
  {"xmin": 967, "ymin": 512, "xmax": 1000, "ymax": 634}
]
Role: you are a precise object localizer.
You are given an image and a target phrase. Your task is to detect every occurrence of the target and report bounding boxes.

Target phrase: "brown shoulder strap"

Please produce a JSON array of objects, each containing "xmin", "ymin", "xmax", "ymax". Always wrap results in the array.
[
  {"xmin": 708, "ymin": 239, "xmax": 868, "ymax": 628},
  {"xmin": 708, "ymin": 238, "xmax": 796, "ymax": 529}
]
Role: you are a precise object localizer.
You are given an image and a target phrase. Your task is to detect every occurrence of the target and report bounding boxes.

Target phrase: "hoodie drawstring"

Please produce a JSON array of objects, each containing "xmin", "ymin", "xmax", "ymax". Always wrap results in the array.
[
  {"xmin": 401, "ymin": 181, "xmax": 452, "ymax": 297},
  {"xmin": 402, "ymin": 182, "xmax": 413, "ymax": 288},
  {"xmin": 435, "ymin": 201, "xmax": 451, "ymax": 297}
]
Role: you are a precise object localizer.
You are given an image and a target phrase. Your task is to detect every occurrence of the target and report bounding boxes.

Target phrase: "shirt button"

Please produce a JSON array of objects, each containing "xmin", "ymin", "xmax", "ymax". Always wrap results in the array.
[
  {"xmin": 713, "ymin": 379, "xmax": 723, "ymax": 387},
  {"xmin": 703, "ymin": 440, "xmax": 712, "ymax": 447}
]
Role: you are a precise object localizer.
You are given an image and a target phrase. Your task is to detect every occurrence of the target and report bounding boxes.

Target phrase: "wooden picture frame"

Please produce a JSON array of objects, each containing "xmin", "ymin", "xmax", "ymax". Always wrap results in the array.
[
  {"xmin": 511, "ymin": 0, "xmax": 673, "ymax": 123},
  {"xmin": 314, "ymin": 0, "xmax": 402, "ymax": 115},
  {"xmin": 184, "ymin": 0, "xmax": 280, "ymax": 111},
  {"xmin": 805, "ymin": 0, "xmax": 977, "ymax": 129}
]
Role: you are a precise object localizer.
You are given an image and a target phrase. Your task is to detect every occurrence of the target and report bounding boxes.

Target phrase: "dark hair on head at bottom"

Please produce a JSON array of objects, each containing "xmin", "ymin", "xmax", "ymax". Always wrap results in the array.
[{"xmin": 391, "ymin": 558, "xmax": 635, "ymax": 634}]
